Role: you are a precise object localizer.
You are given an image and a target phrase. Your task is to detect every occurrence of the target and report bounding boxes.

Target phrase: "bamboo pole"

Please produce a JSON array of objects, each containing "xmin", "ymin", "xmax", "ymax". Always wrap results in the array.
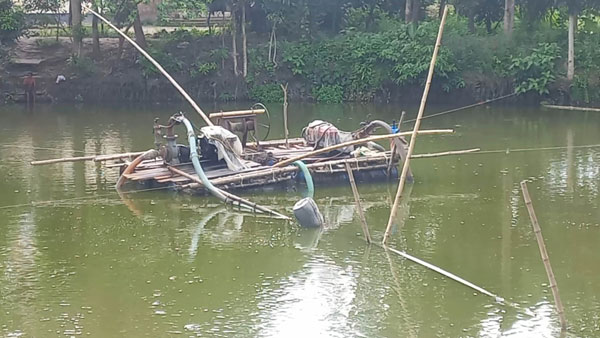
[
  {"xmin": 381, "ymin": 244, "xmax": 511, "ymax": 304},
  {"xmin": 345, "ymin": 162, "xmax": 372, "ymax": 244},
  {"xmin": 411, "ymin": 148, "xmax": 480, "ymax": 158},
  {"xmin": 31, "ymin": 156, "xmax": 95, "ymax": 165},
  {"xmin": 542, "ymin": 104, "xmax": 600, "ymax": 113},
  {"xmin": 382, "ymin": 6, "xmax": 450, "ymax": 245},
  {"xmin": 281, "ymin": 83, "xmax": 289, "ymax": 148},
  {"xmin": 93, "ymin": 151, "xmax": 147, "ymax": 162},
  {"xmin": 208, "ymin": 109, "xmax": 266, "ymax": 119},
  {"xmin": 31, "ymin": 151, "xmax": 147, "ymax": 165},
  {"xmin": 183, "ymin": 147, "xmax": 475, "ymax": 189},
  {"xmin": 520, "ymin": 181, "xmax": 567, "ymax": 331},
  {"xmin": 168, "ymin": 166, "xmax": 290, "ymax": 220},
  {"xmin": 84, "ymin": 7, "xmax": 214, "ymax": 127},
  {"xmin": 274, "ymin": 129, "xmax": 454, "ymax": 168}
]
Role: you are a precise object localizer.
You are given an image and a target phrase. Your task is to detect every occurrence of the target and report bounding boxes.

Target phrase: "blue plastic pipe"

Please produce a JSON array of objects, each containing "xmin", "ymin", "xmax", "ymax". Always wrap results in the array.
[
  {"xmin": 293, "ymin": 160, "xmax": 314, "ymax": 199},
  {"xmin": 178, "ymin": 116, "xmax": 228, "ymax": 203}
]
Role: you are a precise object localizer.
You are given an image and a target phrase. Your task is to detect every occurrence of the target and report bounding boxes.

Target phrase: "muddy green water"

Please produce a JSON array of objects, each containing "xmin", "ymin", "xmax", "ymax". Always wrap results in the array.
[{"xmin": 0, "ymin": 103, "xmax": 598, "ymax": 337}]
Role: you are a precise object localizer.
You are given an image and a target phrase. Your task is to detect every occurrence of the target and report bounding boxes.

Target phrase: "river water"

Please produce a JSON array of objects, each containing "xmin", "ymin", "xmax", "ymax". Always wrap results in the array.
[{"xmin": 0, "ymin": 103, "xmax": 598, "ymax": 337}]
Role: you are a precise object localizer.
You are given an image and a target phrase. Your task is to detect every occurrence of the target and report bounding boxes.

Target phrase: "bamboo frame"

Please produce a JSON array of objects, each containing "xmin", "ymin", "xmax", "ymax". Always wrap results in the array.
[
  {"xmin": 168, "ymin": 166, "xmax": 290, "ymax": 220},
  {"xmin": 274, "ymin": 129, "xmax": 454, "ymax": 168},
  {"xmin": 382, "ymin": 6, "xmax": 450, "ymax": 245},
  {"xmin": 520, "ymin": 181, "xmax": 567, "ymax": 330},
  {"xmin": 172, "ymin": 147, "xmax": 477, "ymax": 189}
]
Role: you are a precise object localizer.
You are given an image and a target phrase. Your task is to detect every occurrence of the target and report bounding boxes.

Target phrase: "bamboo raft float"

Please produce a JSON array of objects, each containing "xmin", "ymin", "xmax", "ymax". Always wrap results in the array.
[
  {"xmin": 122, "ymin": 143, "xmax": 398, "ymax": 194},
  {"xmin": 31, "ymin": 125, "xmax": 469, "ymax": 196}
]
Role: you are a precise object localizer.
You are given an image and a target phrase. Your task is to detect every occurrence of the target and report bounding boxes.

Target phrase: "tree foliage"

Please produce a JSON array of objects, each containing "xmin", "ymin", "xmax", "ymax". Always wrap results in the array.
[{"xmin": 0, "ymin": 0, "xmax": 25, "ymax": 44}]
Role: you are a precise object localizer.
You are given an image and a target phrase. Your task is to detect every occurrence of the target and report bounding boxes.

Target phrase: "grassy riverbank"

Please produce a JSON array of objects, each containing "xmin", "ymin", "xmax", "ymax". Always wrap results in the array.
[{"xmin": 1, "ymin": 14, "xmax": 599, "ymax": 105}]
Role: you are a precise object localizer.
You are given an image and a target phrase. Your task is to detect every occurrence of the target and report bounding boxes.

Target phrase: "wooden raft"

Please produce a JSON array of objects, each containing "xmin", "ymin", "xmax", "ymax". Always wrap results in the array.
[{"xmin": 120, "ymin": 149, "xmax": 399, "ymax": 193}]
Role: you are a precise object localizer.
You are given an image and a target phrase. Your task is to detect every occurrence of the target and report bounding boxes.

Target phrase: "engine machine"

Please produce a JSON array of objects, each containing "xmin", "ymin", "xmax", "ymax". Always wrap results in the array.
[{"xmin": 153, "ymin": 106, "xmax": 271, "ymax": 167}]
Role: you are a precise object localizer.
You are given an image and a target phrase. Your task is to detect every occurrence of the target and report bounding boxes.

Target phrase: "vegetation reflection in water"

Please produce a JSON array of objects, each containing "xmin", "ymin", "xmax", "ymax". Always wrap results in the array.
[{"xmin": 0, "ymin": 103, "xmax": 598, "ymax": 337}]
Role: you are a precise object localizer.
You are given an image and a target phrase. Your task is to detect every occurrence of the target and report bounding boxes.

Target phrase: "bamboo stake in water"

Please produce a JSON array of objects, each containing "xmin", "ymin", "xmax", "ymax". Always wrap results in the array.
[
  {"xmin": 280, "ymin": 83, "xmax": 290, "ymax": 149},
  {"xmin": 345, "ymin": 162, "xmax": 372, "ymax": 244},
  {"xmin": 520, "ymin": 181, "xmax": 567, "ymax": 331},
  {"xmin": 84, "ymin": 7, "xmax": 214, "ymax": 127},
  {"xmin": 382, "ymin": 5, "xmax": 450, "ymax": 245}
]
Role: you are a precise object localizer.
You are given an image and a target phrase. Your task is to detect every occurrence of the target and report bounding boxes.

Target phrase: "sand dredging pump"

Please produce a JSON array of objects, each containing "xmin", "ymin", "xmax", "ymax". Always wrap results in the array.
[{"xmin": 150, "ymin": 111, "xmax": 324, "ymax": 228}]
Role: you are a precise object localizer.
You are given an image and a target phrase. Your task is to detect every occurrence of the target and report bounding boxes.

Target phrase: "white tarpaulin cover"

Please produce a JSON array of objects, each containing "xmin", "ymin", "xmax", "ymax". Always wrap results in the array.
[{"xmin": 199, "ymin": 126, "xmax": 247, "ymax": 172}]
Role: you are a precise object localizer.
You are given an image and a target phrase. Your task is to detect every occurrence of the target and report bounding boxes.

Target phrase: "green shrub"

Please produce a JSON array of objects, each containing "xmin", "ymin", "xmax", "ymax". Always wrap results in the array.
[
  {"xmin": 67, "ymin": 55, "xmax": 96, "ymax": 76},
  {"xmin": 153, "ymin": 28, "xmax": 209, "ymax": 41},
  {"xmin": 190, "ymin": 61, "xmax": 217, "ymax": 78},
  {"xmin": 248, "ymin": 83, "xmax": 283, "ymax": 102},
  {"xmin": 139, "ymin": 47, "xmax": 183, "ymax": 77},
  {"xmin": 218, "ymin": 92, "xmax": 234, "ymax": 102},
  {"xmin": 509, "ymin": 42, "xmax": 561, "ymax": 95},
  {"xmin": 312, "ymin": 85, "xmax": 344, "ymax": 103},
  {"xmin": 282, "ymin": 20, "xmax": 463, "ymax": 101}
]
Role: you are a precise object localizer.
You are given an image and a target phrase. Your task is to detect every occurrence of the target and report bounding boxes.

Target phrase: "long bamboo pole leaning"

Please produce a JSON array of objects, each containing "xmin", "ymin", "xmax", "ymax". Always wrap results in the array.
[
  {"xmin": 83, "ymin": 7, "xmax": 214, "ymax": 127},
  {"xmin": 168, "ymin": 166, "xmax": 290, "ymax": 220},
  {"xmin": 520, "ymin": 181, "xmax": 567, "ymax": 331},
  {"xmin": 345, "ymin": 162, "xmax": 372, "ymax": 244},
  {"xmin": 273, "ymin": 129, "xmax": 453, "ymax": 168},
  {"xmin": 382, "ymin": 6, "xmax": 450, "ymax": 245}
]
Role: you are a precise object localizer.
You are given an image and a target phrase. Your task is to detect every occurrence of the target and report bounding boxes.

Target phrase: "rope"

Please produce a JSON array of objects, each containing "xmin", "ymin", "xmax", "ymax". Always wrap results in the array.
[{"xmin": 403, "ymin": 92, "xmax": 518, "ymax": 124}]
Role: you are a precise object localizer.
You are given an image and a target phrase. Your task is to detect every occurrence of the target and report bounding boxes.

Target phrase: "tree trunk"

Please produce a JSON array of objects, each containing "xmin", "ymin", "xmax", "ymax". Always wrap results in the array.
[
  {"xmin": 405, "ymin": 0, "xmax": 413, "ymax": 23},
  {"xmin": 567, "ymin": 13, "xmax": 576, "ymax": 81},
  {"xmin": 92, "ymin": 0, "xmax": 100, "ymax": 56},
  {"xmin": 133, "ymin": 9, "xmax": 147, "ymax": 49},
  {"xmin": 467, "ymin": 14, "xmax": 475, "ymax": 33},
  {"xmin": 118, "ymin": 24, "xmax": 133, "ymax": 59},
  {"xmin": 231, "ymin": 5, "xmax": 239, "ymax": 76},
  {"xmin": 241, "ymin": 0, "xmax": 247, "ymax": 78},
  {"xmin": 70, "ymin": 0, "xmax": 82, "ymax": 56},
  {"xmin": 268, "ymin": 25, "xmax": 274, "ymax": 62},
  {"xmin": 366, "ymin": 2, "xmax": 377, "ymax": 30},
  {"xmin": 411, "ymin": 0, "xmax": 419, "ymax": 24},
  {"xmin": 222, "ymin": 17, "xmax": 226, "ymax": 70},
  {"xmin": 99, "ymin": 0, "xmax": 104, "ymax": 34},
  {"xmin": 503, "ymin": 0, "xmax": 515, "ymax": 36},
  {"xmin": 438, "ymin": 0, "xmax": 446, "ymax": 19}
]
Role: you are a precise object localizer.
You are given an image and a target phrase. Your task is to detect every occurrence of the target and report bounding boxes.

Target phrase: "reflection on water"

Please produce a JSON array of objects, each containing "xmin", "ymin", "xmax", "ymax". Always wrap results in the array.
[
  {"xmin": 0, "ymin": 104, "xmax": 599, "ymax": 337},
  {"xmin": 257, "ymin": 258, "xmax": 359, "ymax": 338}
]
